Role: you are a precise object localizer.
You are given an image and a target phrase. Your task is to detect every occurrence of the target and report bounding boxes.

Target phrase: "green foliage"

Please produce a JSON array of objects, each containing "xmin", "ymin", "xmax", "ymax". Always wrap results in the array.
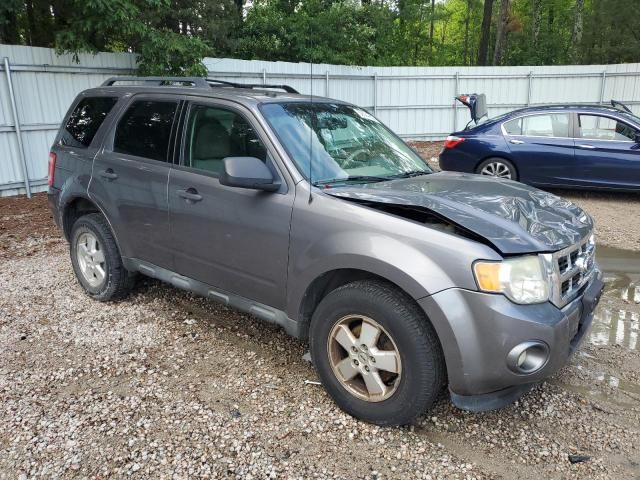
[{"xmin": 1, "ymin": 0, "xmax": 639, "ymax": 69}]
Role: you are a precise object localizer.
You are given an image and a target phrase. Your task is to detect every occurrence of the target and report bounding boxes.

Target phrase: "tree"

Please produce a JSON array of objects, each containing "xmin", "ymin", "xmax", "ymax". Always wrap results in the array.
[
  {"xmin": 477, "ymin": 0, "xmax": 494, "ymax": 65},
  {"xmin": 492, "ymin": 0, "xmax": 510, "ymax": 65}
]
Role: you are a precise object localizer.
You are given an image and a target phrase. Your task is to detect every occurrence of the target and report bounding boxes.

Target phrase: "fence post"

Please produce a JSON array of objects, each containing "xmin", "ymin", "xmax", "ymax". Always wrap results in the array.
[
  {"xmin": 373, "ymin": 72, "xmax": 378, "ymax": 115},
  {"xmin": 325, "ymin": 71, "xmax": 329, "ymax": 97},
  {"xmin": 262, "ymin": 68, "xmax": 266, "ymax": 85},
  {"xmin": 2, "ymin": 57, "xmax": 31, "ymax": 198},
  {"xmin": 599, "ymin": 71, "xmax": 607, "ymax": 104},
  {"xmin": 527, "ymin": 71, "xmax": 533, "ymax": 106},
  {"xmin": 453, "ymin": 72, "xmax": 459, "ymax": 131}
]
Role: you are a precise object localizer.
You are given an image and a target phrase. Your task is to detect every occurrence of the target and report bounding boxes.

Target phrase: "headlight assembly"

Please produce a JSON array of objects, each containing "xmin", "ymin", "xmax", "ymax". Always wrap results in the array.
[{"xmin": 473, "ymin": 255, "xmax": 550, "ymax": 304}]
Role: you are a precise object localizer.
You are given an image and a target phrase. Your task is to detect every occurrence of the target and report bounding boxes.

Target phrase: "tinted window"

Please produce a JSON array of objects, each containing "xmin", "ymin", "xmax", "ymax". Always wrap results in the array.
[
  {"xmin": 114, "ymin": 100, "xmax": 178, "ymax": 161},
  {"xmin": 579, "ymin": 114, "xmax": 637, "ymax": 141},
  {"xmin": 61, "ymin": 96, "xmax": 118, "ymax": 148},
  {"xmin": 184, "ymin": 104, "xmax": 267, "ymax": 175},
  {"xmin": 503, "ymin": 113, "xmax": 569, "ymax": 137}
]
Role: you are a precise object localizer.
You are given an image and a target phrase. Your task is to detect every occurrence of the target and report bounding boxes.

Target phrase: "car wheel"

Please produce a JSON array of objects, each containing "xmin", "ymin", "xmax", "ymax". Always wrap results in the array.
[
  {"xmin": 70, "ymin": 213, "xmax": 135, "ymax": 301},
  {"xmin": 309, "ymin": 280, "xmax": 446, "ymax": 426},
  {"xmin": 476, "ymin": 157, "xmax": 518, "ymax": 180}
]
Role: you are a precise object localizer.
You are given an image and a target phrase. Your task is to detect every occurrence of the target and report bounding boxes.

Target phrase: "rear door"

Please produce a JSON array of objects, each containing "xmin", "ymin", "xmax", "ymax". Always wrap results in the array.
[
  {"xmin": 501, "ymin": 112, "xmax": 577, "ymax": 186},
  {"xmin": 88, "ymin": 95, "xmax": 180, "ymax": 267},
  {"xmin": 572, "ymin": 113, "xmax": 640, "ymax": 189},
  {"xmin": 168, "ymin": 99, "xmax": 294, "ymax": 309}
]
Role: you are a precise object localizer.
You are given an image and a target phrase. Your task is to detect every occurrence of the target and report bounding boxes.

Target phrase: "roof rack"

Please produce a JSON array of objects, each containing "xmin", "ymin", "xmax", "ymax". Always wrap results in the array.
[
  {"xmin": 101, "ymin": 76, "xmax": 210, "ymax": 88},
  {"xmin": 205, "ymin": 78, "xmax": 299, "ymax": 94},
  {"xmin": 101, "ymin": 76, "xmax": 299, "ymax": 94}
]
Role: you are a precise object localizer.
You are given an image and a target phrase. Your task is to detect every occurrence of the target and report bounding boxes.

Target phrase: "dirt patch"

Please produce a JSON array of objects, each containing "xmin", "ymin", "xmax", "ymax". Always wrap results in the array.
[{"xmin": 0, "ymin": 192, "xmax": 63, "ymax": 259}]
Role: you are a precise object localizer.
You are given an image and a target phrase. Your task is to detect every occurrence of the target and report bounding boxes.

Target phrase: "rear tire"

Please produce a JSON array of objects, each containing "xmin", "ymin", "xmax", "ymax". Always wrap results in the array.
[
  {"xmin": 309, "ymin": 280, "xmax": 446, "ymax": 426},
  {"xmin": 70, "ymin": 213, "xmax": 135, "ymax": 301},
  {"xmin": 476, "ymin": 157, "xmax": 518, "ymax": 180}
]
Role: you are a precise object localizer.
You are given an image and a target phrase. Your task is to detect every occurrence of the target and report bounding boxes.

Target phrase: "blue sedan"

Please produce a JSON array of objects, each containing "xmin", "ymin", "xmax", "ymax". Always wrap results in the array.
[{"xmin": 439, "ymin": 96, "xmax": 640, "ymax": 191}]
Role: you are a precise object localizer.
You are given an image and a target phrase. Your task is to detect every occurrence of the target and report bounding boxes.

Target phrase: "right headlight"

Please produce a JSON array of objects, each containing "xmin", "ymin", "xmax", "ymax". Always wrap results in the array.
[{"xmin": 473, "ymin": 255, "xmax": 550, "ymax": 304}]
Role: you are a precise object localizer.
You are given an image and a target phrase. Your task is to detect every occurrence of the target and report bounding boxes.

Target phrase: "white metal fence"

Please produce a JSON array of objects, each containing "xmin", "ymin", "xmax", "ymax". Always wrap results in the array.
[{"xmin": 2, "ymin": 44, "xmax": 640, "ymax": 197}]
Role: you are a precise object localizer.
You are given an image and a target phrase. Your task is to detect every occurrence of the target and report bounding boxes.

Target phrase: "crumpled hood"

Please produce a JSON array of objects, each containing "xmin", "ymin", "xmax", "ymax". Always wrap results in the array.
[{"xmin": 325, "ymin": 171, "xmax": 593, "ymax": 254}]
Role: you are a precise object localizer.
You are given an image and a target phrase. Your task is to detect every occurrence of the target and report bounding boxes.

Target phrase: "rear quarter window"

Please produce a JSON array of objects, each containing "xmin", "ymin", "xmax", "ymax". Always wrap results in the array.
[
  {"xmin": 113, "ymin": 100, "xmax": 178, "ymax": 162},
  {"xmin": 60, "ymin": 96, "xmax": 118, "ymax": 148}
]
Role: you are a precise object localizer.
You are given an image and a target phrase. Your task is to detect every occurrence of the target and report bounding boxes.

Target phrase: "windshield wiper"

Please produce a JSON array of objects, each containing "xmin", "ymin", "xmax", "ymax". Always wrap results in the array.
[
  {"xmin": 387, "ymin": 170, "xmax": 431, "ymax": 179},
  {"xmin": 312, "ymin": 175, "xmax": 390, "ymax": 187}
]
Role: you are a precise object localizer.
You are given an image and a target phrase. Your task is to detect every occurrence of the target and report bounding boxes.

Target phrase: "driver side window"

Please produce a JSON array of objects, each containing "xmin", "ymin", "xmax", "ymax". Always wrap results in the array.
[
  {"xmin": 184, "ymin": 104, "xmax": 267, "ymax": 175},
  {"xmin": 578, "ymin": 115, "xmax": 637, "ymax": 142}
]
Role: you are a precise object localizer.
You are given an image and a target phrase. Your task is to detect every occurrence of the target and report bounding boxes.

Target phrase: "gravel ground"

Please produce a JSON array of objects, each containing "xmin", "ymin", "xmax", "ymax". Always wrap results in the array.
[{"xmin": 1, "ymin": 192, "xmax": 639, "ymax": 479}]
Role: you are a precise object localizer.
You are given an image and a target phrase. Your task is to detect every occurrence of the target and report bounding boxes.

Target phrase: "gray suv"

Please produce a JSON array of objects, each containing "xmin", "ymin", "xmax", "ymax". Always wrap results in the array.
[{"xmin": 48, "ymin": 76, "xmax": 604, "ymax": 426}]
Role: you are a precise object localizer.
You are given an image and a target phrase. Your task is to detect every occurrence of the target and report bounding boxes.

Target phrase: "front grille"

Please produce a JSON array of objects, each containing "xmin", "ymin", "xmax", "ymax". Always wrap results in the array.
[{"xmin": 551, "ymin": 234, "xmax": 596, "ymax": 307}]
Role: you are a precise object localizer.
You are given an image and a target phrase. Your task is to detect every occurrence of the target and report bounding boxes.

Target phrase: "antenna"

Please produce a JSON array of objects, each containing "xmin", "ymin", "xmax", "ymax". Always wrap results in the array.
[{"xmin": 308, "ymin": 57, "xmax": 314, "ymax": 203}]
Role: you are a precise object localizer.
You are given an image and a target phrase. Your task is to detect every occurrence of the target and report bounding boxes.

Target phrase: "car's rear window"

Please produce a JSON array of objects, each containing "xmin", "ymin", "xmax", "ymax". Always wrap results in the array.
[{"xmin": 61, "ymin": 96, "xmax": 118, "ymax": 148}]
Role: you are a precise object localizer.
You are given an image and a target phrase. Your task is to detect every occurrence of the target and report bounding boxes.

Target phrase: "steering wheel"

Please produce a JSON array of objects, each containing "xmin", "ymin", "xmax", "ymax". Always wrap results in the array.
[{"xmin": 342, "ymin": 148, "xmax": 369, "ymax": 169}]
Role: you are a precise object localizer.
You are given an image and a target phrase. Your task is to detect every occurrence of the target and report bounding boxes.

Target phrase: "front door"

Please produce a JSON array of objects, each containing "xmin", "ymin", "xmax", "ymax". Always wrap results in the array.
[
  {"xmin": 168, "ymin": 100, "xmax": 294, "ymax": 309},
  {"xmin": 89, "ymin": 96, "xmax": 179, "ymax": 266},
  {"xmin": 572, "ymin": 113, "xmax": 640, "ymax": 189},
  {"xmin": 501, "ymin": 112, "xmax": 577, "ymax": 186}
]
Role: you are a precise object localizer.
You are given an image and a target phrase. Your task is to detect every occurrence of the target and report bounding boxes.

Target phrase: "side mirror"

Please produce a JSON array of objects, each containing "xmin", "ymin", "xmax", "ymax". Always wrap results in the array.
[{"xmin": 219, "ymin": 156, "xmax": 280, "ymax": 192}]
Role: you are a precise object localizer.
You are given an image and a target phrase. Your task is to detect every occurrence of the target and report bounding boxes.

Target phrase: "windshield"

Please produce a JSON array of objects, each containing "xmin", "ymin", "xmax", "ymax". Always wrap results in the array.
[{"xmin": 260, "ymin": 102, "xmax": 431, "ymax": 184}]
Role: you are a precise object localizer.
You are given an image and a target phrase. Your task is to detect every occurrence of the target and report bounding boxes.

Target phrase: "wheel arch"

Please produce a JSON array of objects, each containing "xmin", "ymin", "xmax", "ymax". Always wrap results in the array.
[
  {"xmin": 61, "ymin": 195, "xmax": 123, "ymax": 255},
  {"xmin": 296, "ymin": 268, "xmax": 443, "ymax": 352}
]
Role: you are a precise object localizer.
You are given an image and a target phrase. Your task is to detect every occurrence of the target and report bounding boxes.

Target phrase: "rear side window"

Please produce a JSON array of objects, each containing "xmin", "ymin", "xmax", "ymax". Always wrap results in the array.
[
  {"xmin": 61, "ymin": 96, "xmax": 118, "ymax": 148},
  {"xmin": 114, "ymin": 100, "xmax": 178, "ymax": 162},
  {"xmin": 578, "ymin": 115, "xmax": 637, "ymax": 141},
  {"xmin": 503, "ymin": 113, "xmax": 570, "ymax": 138}
]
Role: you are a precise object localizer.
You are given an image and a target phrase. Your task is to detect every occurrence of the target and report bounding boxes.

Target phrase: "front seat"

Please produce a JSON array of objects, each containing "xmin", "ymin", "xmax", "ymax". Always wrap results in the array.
[{"xmin": 191, "ymin": 117, "xmax": 232, "ymax": 173}]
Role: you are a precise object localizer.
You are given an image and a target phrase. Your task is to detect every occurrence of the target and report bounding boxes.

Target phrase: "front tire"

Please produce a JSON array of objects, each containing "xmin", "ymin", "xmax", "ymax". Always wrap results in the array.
[
  {"xmin": 70, "ymin": 213, "xmax": 135, "ymax": 301},
  {"xmin": 309, "ymin": 280, "xmax": 446, "ymax": 426}
]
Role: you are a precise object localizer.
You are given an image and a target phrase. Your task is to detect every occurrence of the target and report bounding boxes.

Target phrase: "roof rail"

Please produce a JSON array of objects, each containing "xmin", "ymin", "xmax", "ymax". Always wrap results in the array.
[
  {"xmin": 101, "ymin": 76, "xmax": 210, "ymax": 88},
  {"xmin": 101, "ymin": 76, "xmax": 300, "ymax": 94},
  {"xmin": 206, "ymin": 78, "xmax": 299, "ymax": 94}
]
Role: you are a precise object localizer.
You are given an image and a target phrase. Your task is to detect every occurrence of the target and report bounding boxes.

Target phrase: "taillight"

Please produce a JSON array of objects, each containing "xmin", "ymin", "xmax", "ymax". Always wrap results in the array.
[
  {"xmin": 48, "ymin": 152, "xmax": 57, "ymax": 187},
  {"xmin": 443, "ymin": 135, "xmax": 465, "ymax": 149}
]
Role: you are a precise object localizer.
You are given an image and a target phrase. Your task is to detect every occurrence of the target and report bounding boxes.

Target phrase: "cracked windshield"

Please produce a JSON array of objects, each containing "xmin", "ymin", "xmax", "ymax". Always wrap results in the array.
[{"xmin": 261, "ymin": 102, "xmax": 432, "ymax": 185}]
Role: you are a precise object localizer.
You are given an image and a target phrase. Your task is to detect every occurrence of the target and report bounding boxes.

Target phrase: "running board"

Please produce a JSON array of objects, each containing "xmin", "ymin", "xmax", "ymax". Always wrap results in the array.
[{"xmin": 123, "ymin": 258, "xmax": 300, "ymax": 337}]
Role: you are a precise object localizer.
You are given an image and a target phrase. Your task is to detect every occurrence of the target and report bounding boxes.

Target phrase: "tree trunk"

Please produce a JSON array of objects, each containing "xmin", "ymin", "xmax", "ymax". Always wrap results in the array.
[
  {"xmin": 463, "ymin": 0, "xmax": 471, "ymax": 65},
  {"xmin": 477, "ymin": 0, "xmax": 494, "ymax": 66},
  {"xmin": 569, "ymin": 0, "xmax": 584, "ymax": 62},
  {"xmin": 429, "ymin": 0, "xmax": 435, "ymax": 58},
  {"xmin": 532, "ymin": 0, "xmax": 542, "ymax": 46},
  {"xmin": 492, "ymin": 0, "xmax": 510, "ymax": 66}
]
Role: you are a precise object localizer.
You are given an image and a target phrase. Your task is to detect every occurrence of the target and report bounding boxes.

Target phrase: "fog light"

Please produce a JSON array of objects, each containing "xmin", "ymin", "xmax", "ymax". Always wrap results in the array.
[{"xmin": 507, "ymin": 341, "xmax": 549, "ymax": 374}]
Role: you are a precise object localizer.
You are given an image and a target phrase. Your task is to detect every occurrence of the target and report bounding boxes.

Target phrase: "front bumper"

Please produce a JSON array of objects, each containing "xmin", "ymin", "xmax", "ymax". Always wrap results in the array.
[{"xmin": 419, "ymin": 269, "xmax": 604, "ymax": 411}]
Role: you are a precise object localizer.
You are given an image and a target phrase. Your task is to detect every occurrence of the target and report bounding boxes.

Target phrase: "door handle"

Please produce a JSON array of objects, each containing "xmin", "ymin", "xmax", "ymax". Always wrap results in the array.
[
  {"xmin": 177, "ymin": 188, "xmax": 203, "ymax": 203},
  {"xmin": 509, "ymin": 139, "xmax": 525, "ymax": 144},
  {"xmin": 576, "ymin": 144, "xmax": 596, "ymax": 149},
  {"xmin": 99, "ymin": 169, "xmax": 118, "ymax": 180}
]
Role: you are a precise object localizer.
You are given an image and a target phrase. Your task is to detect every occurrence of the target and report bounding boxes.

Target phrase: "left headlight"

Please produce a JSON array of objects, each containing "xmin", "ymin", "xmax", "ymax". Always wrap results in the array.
[{"xmin": 473, "ymin": 255, "xmax": 550, "ymax": 304}]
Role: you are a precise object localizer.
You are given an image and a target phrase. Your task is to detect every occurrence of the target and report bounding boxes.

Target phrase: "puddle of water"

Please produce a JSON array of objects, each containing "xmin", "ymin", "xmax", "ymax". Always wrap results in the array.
[{"xmin": 588, "ymin": 245, "xmax": 640, "ymax": 351}]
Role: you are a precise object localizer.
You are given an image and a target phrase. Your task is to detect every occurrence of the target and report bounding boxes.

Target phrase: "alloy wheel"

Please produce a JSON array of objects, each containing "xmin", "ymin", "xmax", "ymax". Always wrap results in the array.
[
  {"xmin": 327, "ymin": 315, "xmax": 402, "ymax": 402},
  {"xmin": 480, "ymin": 161, "xmax": 512, "ymax": 179},
  {"xmin": 76, "ymin": 232, "xmax": 106, "ymax": 287}
]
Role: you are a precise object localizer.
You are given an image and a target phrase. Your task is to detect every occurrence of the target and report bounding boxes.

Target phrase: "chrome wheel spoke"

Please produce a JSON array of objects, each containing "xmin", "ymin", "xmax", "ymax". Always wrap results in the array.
[
  {"xmin": 93, "ymin": 264, "xmax": 106, "ymax": 282},
  {"xmin": 334, "ymin": 357, "xmax": 359, "ymax": 381},
  {"xmin": 92, "ymin": 248, "xmax": 105, "ymax": 264},
  {"xmin": 482, "ymin": 162, "xmax": 511, "ymax": 179},
  {"xmin": 371, "ymin": 349, "xmax": 400, "ymax": 374},
  {"xmin": 76, "ymin": 232, "xmax": 106, "ymax": 288},
  {"xmin": 362, "ymin": 371, "xmax": 387, "ymax": 397},
  {"xmin": 334, "ymin": 324, "xmax": 358, "ymax": 352},
  {"xmin": 358, "ymin": 321, "xmax": 381, "ymax": 348}
]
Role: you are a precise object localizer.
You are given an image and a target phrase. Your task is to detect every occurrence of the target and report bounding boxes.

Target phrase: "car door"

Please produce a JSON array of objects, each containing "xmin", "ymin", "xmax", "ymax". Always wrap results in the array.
[
  {"xmin": 572, "ymin": 113, "xmax": 640, "ymax": 189},
  {"xmin": 501, "ymin": 112, "xmax": 577, "ymax": 186},
  {"xmin": 168, "ymin": 99, "xmax": 294, "ymax": 310},
  {"xmin": 89, "ymin": 95, "xmax": 180, "ymax": 267}
]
